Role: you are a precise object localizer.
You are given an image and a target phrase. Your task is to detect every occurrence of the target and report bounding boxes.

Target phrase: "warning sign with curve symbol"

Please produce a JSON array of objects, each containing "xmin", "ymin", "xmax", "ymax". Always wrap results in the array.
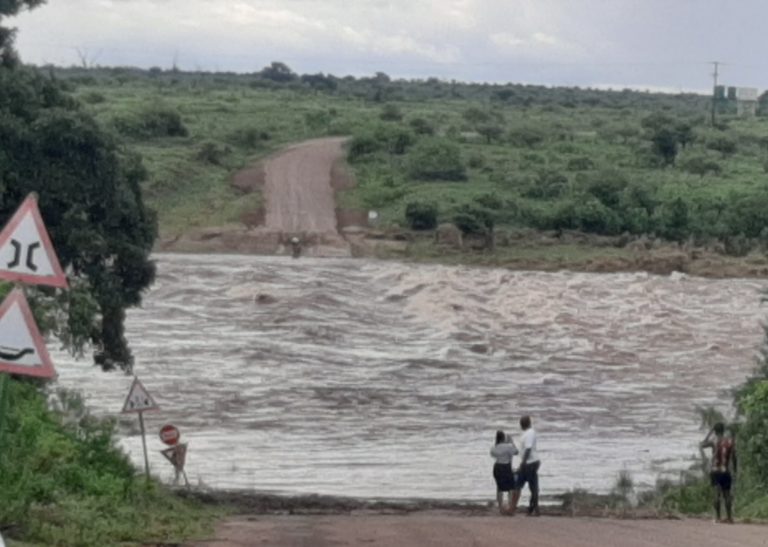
[
  {"xmin": 121, "ymin": 377, "xmax": 159, "ymax": 413},
  {"xmin": 0, "ymin": 194, "xmax": 68, "ymax": 288},
  {"xmin": 0, "ymin": 288, "xmax": 56, "ymax": 379}
]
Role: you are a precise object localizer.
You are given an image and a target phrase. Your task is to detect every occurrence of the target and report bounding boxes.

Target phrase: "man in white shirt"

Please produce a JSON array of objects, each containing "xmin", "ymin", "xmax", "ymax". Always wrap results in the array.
[{"xmin": 511, "ymin": 415, "xmax": 540, "ymax": 516}]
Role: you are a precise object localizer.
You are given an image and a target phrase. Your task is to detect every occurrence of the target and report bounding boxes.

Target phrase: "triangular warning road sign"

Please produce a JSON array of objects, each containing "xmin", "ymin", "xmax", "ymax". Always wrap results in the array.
[
  {"xmin": 0, "ymin": 194, "xmax": 67, "ymax": 288},
  {"xmin": 0, "ymin": 288, "xmax": 56, "ymax": 379},
  {"xmin": 161, "ymin": 443, "xmax": 188, "ymax": 471},
  {"xmin": 121, "ymin": 377, "xmax": 159, "ymax": 413}
]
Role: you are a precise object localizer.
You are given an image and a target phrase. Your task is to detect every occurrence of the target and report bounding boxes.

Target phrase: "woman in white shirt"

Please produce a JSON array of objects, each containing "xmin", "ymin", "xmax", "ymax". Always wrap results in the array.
[{"xmin": 490, "ymin": 429, "xmax": 519, "ymax": 514}]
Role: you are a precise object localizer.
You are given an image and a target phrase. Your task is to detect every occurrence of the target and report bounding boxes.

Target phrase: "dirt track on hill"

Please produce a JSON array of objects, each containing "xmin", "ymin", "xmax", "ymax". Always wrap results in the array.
[
  {"xmin": 262, "ymin": 137, "xmax": 347, "ymax": 235},
  {"xmin": 189, "ymin": 513, "xmax": 766, "ymax": 547}
]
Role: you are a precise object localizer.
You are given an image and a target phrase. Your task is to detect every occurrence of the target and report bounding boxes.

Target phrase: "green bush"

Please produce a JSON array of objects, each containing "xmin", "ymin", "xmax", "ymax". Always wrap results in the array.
[
  {"xmin": 0, "ymin": 380, "xmax": 214, "ymax": 545},
  {"xmin": 80, "ymin": 91, "xmax": 106, "ymax": 104},
  {"xmin": 739, "ymin": 381, "xmax": 768, "ymax": 487},
  {"xmin": 348, "ymin": 133, "xmax": 380, "ymax": 161},
  {"xmin": 680, "ymin": 155, "xmax": 722, "ymax": 176},
  {"xmin": 551, "ymin": 197, "xmax": 621, "ymax": 235},
  {"xmin": 196, "ymin": 141, "xmax": 230, "ymax": 165},
  {"xmin": 407, "ymin": 138, "xmax": 466, "ymax": 181},
  {"xmin": 524, "ymin": 170, "xmax": 569, "ymax": 199},
  {"xmin": 706, "ymin": 135, "xmax": 738, "ymax": 155},
  {"xmin": 113, "ymin": 105, "xmax": 188, "ymax": 139},
  {"xmin": 226, "ymin": 126, "xmax": 270, "ymax": 148},
  {"xmin": 453, "ymin": 203, "xmax": 495, "ymax": 235},
  {"xmin": 656, "ymin": 197, "xmax": 689, "ymax": 241},
  {"xmin": 405, "ymin": 201, "xmax": 438, "ymax": 230},
  {"xmin": 567, "ymin": 156, "xmax": 595, "ymax": 171},
  {"xmin": 380, "ymin": 104, "xmax": 403, "ymax": 121},
  {"xmin": 579, "ymin": 169, "xmax": 629, "ymax": 208},
  {"xmin": 408, "ymin": 117, "xmax": 434, "ymax": 135},
  {"xmin": 508, "ymin": 125, "xmax": 546, "ymax": 148}
]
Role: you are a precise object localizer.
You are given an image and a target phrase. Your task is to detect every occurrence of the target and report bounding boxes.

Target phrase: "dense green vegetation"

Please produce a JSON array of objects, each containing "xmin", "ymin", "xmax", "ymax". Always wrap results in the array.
[
  {"xmin": 41, "ymin": 62, "xmax": 768, "ymax": 258},
  {"xmin": 0, "ymin": 378, "xmax": 215, "ymax": 546}
]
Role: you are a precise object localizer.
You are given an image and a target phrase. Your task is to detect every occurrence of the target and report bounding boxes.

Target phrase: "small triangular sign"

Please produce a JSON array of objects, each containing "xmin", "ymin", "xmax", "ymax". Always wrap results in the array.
[
  {"xmin": 161, "ymin": 443, "xmax": 188, "ymax": 470},
  {"xmin": 0, "ymin": 194, "xmax": 67, "ymax": 288},
  {"xmin": 121, "ymin": 377, "xmax": 159, "ymax": 413},
  {"xmin": 0, "ymin": 288, "xmax": 56, "ymax": 379}
]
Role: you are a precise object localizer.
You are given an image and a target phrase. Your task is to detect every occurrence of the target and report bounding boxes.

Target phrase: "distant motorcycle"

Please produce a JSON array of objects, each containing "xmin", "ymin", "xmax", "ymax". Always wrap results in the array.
[{"xmin": 290, "ymin": 237, "xmax": 302, "ymax": 259}]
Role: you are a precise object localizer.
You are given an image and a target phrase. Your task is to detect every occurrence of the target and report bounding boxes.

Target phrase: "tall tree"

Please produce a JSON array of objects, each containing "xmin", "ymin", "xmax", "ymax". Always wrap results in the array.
[{"xmin": 0, "ymin": 0, "xmax": 157, "ymax": 371}]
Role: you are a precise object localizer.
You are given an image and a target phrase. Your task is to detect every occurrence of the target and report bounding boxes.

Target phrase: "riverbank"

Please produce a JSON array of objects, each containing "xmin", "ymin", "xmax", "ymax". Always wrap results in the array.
[
  {"xmin": 176, "ymin": 489, "xmax": 664, "ymax": 519},
  {"xmin": 158, "ymin": 226, "xmax": 768, "ymax": 279}
]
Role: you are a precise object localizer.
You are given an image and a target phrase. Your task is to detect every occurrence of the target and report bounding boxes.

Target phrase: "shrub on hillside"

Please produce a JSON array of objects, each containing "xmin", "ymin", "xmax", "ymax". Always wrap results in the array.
[
  {"xmin": 706, "ymin": 135, "xmax": 738, "ymax": 155},
  {"xmin": 567, "ymin": 156, "xmax": 595, "ymax": 171},
  {"xmin": 656, "ymin": 197, "xmax": 689, "ymax": 241},
  {"xmin": 579, "ymin": 169, "xmax": 629, "ymax": 208},
  {"xmin": 227, "ymin": 126, "xmax": 270, "ymax": 148},
  {"xmin": 453, "ymin": 203, "xmax": 495, "ymax": 235},
  {"xmin": 407, "ymin": 138, "xmax": 466, "ymax": 181},
  {"xmin": 405, "ymin": 201, "xmax": 438, "ymax": 230},
  {"xmin": 196, "ymin": 141, "xmax": 230, "ymax": 165},
  {"xmin": 375, "ymin": 125, "xmax": 415, "ymax": 155},
  {"xmin": 80, "ymin": 91, "xmax": 106, "ymax": 104},
  {"xmin": 523, "ymin": 170, "xmax": 569, "ymax": 199},
  {"xmin": 680, "ymin": 155, "xmax": 722, "ymax": 177},
  {"xmin": 348, "ymin": 133, "xmax": 380, "ymax": 161},
  {"xmin": 409, "ymin": 117, "xmax": 435, "ymax": 135},
  {"xmin": 551, "ymin": 197, "xmax": 621, "ymax": 235},
  {"xmin": 112, "ymin": 105, "xmax": 188, "ymax": 139},
  {"xmin": 508, "ymin": 125, "xmax": 546, "ymax": 148},
  {"xmin": 380, "ymin": 103, "xmax": 403, "ymax": 121}
]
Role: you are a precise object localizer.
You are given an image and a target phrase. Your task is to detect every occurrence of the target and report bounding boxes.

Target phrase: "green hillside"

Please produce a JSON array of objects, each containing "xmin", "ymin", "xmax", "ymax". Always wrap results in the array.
[{"xmin": 51, "ymin": 65, "xmax": 768, "ymax": 253}]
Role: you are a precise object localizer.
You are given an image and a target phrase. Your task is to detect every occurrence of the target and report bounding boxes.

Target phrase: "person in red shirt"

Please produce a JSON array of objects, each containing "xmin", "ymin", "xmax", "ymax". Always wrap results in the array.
[{"xmin": 700, "ymin": 422, "xmax": 738, "ymax": 523}]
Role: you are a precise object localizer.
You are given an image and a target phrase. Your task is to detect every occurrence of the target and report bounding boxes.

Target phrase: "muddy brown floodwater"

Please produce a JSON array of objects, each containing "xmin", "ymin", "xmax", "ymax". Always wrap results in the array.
[{"xmin": 54, "ymin": 254, "xmax": 765, "ymax": 502}]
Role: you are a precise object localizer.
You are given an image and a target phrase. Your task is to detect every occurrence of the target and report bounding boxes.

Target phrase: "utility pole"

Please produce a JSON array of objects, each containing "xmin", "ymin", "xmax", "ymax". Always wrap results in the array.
[{"xmin": 711, "ymin": 61, "xmax": 720, "ymax": 126}]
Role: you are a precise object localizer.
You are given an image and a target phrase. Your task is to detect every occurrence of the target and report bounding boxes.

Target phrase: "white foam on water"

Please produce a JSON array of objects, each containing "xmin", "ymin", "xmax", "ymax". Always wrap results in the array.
[{"xmin": 52, "ymin": 254, "xmax": 766, "ymax": 500}]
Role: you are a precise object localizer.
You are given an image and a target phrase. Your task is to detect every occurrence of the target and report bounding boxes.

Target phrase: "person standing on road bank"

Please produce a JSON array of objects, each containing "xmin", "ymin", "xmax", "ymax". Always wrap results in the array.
[
  {"xmin": 511, "ymin": 415, "xmax": 540, "ymax": 516},
  {"xmin": 700, "ymin": 422, "xmax": 737, "ymax": 523},
  {"xmin": 490, "ymin": 430, "xmax": 519, "ymax": 515}
]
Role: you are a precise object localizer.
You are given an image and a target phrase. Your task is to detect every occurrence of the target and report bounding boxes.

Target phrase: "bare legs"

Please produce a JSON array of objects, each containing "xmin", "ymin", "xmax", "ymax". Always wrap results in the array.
[{"xmin": 714, "ymin": 488, "xmax": 733, "ymax": 523}]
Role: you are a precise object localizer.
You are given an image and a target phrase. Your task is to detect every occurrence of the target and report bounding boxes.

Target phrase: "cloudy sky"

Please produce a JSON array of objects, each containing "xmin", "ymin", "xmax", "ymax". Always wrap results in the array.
[{"xmin": 7, "ymin": 0, "xmax": 768, "ymax": 92}]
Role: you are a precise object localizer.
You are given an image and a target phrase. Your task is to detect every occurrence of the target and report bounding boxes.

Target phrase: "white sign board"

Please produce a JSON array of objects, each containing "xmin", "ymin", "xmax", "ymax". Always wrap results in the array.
[
  {"xmin": 735, "ymin": 87, "xmax": 758, "ymax": 101},
  {"xmin": 0, "ymin": 288, "xmax": 56, "ymax": 378},
  {"xmin": 122, "ymin": 377, "xmax": 159, "ymax": 413},
  {"xmin": 0, "ymin": 194, "xmax": 67, "ymax": 288}
]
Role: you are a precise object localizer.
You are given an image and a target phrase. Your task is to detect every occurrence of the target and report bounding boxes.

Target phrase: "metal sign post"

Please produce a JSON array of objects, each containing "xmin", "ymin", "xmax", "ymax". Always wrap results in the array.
[
  {"xmin": 0, "ymin": 373, "xmax": 9, "ymax": 450},
  {"xmin": 121, "ymin": 377, "xmax": 160, "ymax": 481},
  {"xmin": 160, "ymin": 442, "xmax": 190, "ymax": 488}
]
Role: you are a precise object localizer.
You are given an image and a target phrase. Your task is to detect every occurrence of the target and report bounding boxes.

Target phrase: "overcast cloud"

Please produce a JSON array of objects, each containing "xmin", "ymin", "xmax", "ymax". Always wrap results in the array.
[{"xmin": 7, "ymin": 0, "xmax": 768, "ymax": 92}]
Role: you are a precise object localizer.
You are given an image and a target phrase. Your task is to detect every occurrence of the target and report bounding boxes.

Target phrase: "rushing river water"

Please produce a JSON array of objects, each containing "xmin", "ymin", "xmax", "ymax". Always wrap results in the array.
[{"xmin": 53, "ymin": 254, "xmax": 766, "ymax": 501}]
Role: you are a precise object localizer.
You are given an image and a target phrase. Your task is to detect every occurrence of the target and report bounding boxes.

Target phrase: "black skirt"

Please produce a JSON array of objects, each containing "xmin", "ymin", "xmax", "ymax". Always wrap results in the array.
[{"xmin": 493, "ymin": 462, "xmax": 516, "ymax": 492}]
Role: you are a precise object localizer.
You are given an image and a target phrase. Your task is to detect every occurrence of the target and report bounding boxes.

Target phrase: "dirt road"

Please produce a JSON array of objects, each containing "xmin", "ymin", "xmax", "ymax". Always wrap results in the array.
[
  {"xmin": 189, "ymin": 513, "xmax": 765, "ymax": 547},
  {"xmin": 263, "ymin": 137, "xmax": 346, "ymax": 234}
]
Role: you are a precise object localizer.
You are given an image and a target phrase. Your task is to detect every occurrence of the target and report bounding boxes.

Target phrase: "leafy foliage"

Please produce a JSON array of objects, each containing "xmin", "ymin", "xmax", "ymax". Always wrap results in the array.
[
  {"xmin": 404, "ymin": 201, "xmax": 438, "ymax": 230},
  {"xmin": 407, "ymin": 138, "xmax": 466, "ymax": 181},
  {"xmin": 0, "ymin": 379, "xmax": 215, "ymax": 545},
  {"xmin": 0, "ymin": 60, "xmax": 156, "ymax": 369},
  {"xmin": 112, "ymin": 104, "xmax": 188, "ymax": 139}
]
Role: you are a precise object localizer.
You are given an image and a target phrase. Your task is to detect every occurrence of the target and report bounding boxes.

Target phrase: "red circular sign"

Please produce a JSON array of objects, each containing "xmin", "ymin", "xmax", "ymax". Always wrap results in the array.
[{"xmin": 159, "ymin": 424, "xmax": 180, "ymax": 446}]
